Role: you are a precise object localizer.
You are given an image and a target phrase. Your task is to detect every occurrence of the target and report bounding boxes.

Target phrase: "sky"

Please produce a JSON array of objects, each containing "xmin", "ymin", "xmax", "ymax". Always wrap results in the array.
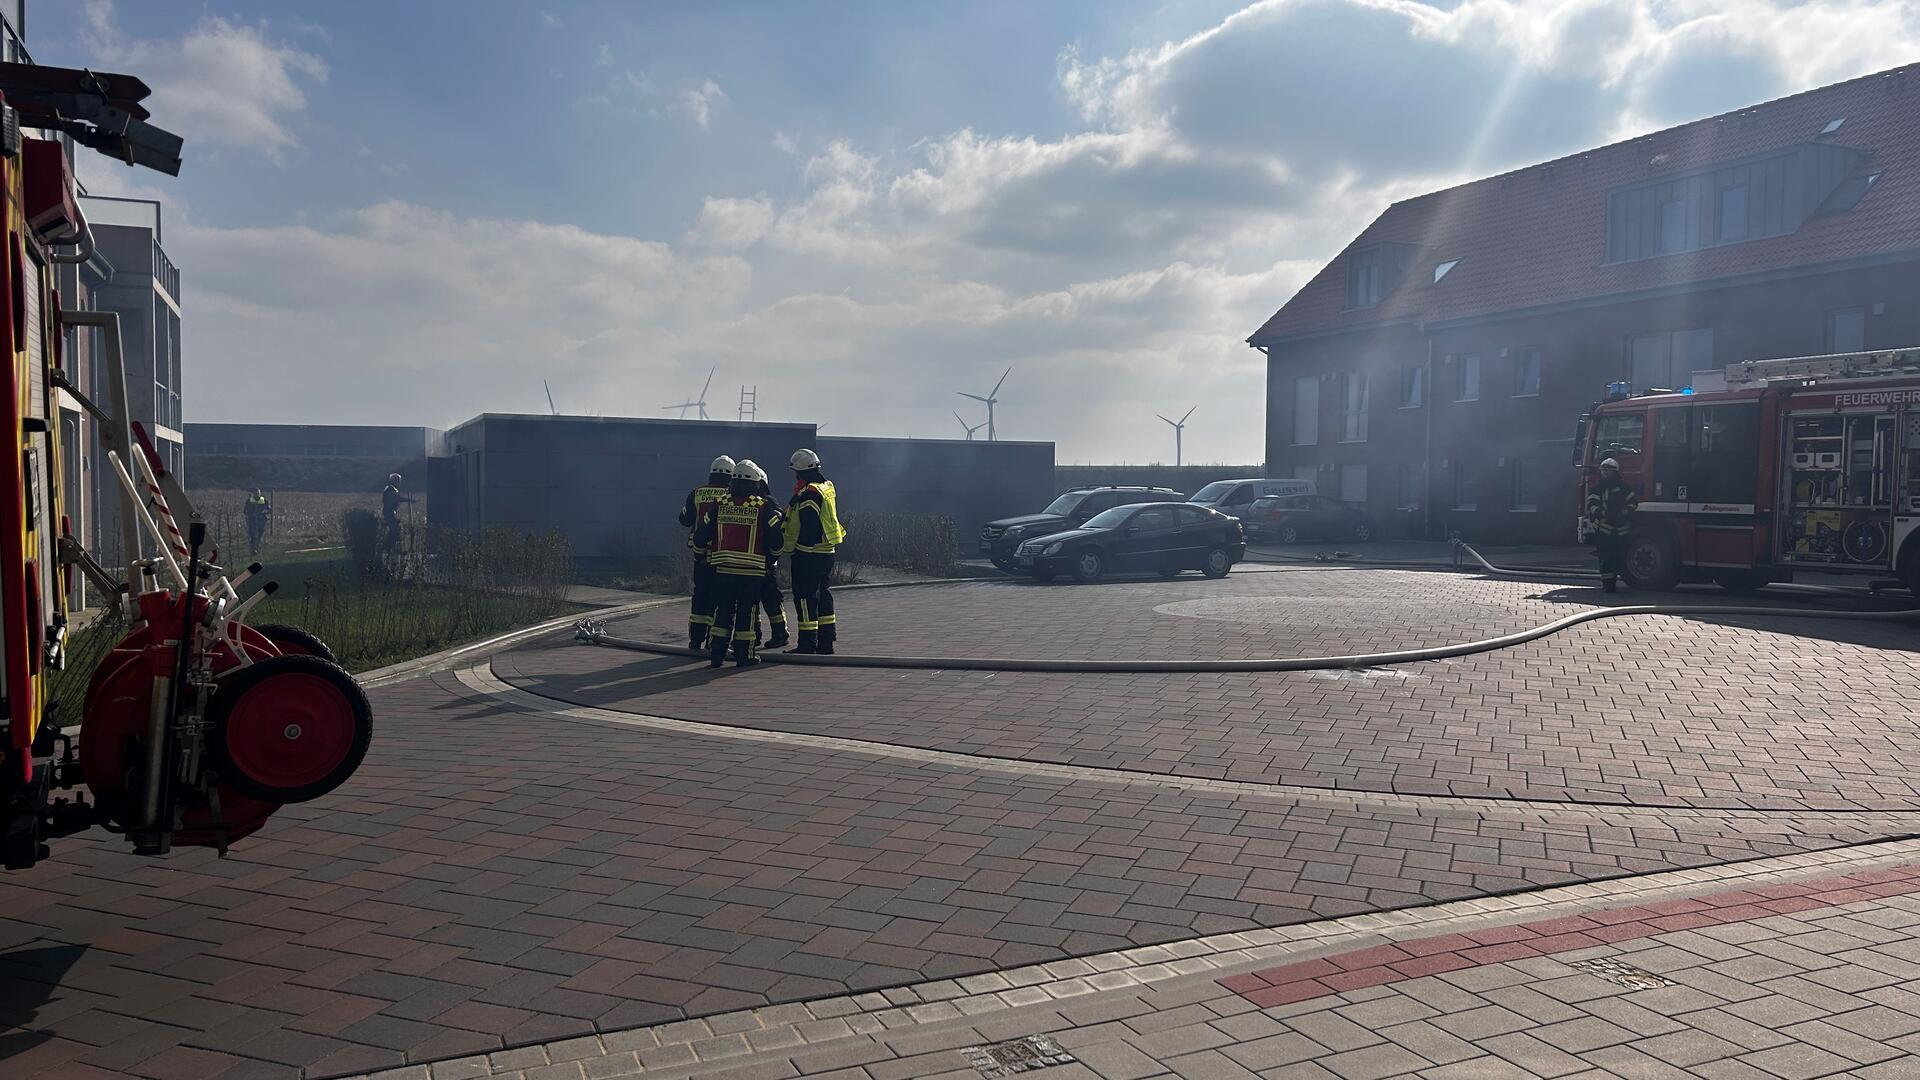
[{"xmin": 30, "ymin": 0, "xmax": 1920, "ymax": 463}]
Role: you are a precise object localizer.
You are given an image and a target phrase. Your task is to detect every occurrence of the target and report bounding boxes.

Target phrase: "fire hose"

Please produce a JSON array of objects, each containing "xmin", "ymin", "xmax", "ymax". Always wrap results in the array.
[{"xmin": 575, "ymin": 562, "xmax": 1920, "ymax": 675}]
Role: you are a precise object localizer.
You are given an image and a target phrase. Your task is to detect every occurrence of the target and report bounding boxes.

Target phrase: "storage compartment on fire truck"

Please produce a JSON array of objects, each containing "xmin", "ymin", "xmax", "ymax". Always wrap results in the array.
[{"xmin": 1781, "ymin": 411, "xmax": 1898, "ymax": 566}]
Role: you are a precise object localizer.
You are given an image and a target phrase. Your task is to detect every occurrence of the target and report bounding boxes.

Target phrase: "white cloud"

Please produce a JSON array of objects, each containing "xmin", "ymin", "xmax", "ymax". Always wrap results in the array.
[
  {"xmin": 676, "ymin": 79, "xmax": 727, "ymax": 130},
  {"xmin": 83, "ymin": 1, "xmax": 326, "ymax": 160},
  {"xmin": 685, "ymin": 195, "xmax": 775, "ymax": 249},
  {"xmin": 177, "ymin": 0, "xmax": 1920, "ymax": 461}
]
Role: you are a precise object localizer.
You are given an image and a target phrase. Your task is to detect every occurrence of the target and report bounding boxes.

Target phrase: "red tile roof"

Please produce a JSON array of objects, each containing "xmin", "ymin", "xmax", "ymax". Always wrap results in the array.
[{"xmin": 1248, "ymin": 64, "xmax": 1920, "ymax": 346}]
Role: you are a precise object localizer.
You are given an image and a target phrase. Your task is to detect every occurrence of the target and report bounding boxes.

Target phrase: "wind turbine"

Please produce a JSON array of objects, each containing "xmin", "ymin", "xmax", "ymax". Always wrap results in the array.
[
  {"xmin": 1158, "ymin": 405, "xmax": 1195, "ymax": 466},
  {"xmin": 543, "ymin": 380, "xmax": 558, "ymax": 416},
  {"xmin": 952, "ymin": 410, "xmax": 987, "ymax": 441},
  {"xmin": 662, "ymin": 366, "xmax": 716, "ymax": 420},
  {"xmin": 958, "ymin": 366, "xmax": 1010, "ymax": 441}
]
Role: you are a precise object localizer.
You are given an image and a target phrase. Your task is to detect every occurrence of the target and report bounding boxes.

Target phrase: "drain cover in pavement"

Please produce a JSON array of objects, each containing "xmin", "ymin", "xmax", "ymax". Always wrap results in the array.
[
  {"xmin": 1567, "ymin": 956, "xmax": 1675, "ymax": 990},
  {"xmin": 960, "ymin": 1034, "xmax": 1077, "ymax": 1077}
]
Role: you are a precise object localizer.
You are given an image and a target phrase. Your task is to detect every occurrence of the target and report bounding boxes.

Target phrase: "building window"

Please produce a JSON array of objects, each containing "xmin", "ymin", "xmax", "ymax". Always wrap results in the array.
[
  {"xmin": 1628, "ymin": 328, "xmax": 1713, "ymax": 391},
  {"xmin": 1510, "ymin": 458, "xmax": 1538, "ymax": 512},
  {"xmin": 1718, "ymin": 184, "xmax": 1749, "ymax": 241},
  {"xmin": 1432, "ymin": 258, "xmax": 1461, "ymax": 284},
  {"xmin": 1400, "ymin": 365, "xmax": 1424, "ymax": 408},
  {"xmin": 1827, "ymin": 307, "xmax": 1867, "ymax": 353},
  {"xmin": 1513, "ymin": 349, "xmax": 1540, "ymax": 396},
  {"xmin": 1340, "ymin": 372, "xmax": 1369, "ymax": 442},
  {"xmin": 1454, "ymin": 354, "xmax": 1480, "ymax": 401},
  {"xmin": 1339, "ymin": 464, "xmax": 1368, "ymax": 505},
  {"xmin": 1659, "ymin": 197, "xmax": 1688, "ymax": 253},
  {"xmin": 1346, "ymin": 248, "xmax": 1381, "ymax": 309},
  {"xmin": 1396, "ymin": 464, "xmax": 1422, "ymax": 510},
  {"xmin": 1452, "ymin": 461, "xmax": 1476, "ymax": 510},
  {"xmin": 1292, "ymin": 375, "xmax": 1319, "ymax": 445}
]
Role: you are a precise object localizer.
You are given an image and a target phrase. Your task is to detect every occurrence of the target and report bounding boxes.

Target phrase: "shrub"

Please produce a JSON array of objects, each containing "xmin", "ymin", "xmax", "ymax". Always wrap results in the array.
[
  {"xmin": 341, "ymin": 509, "xmax": 381, "ymax": 571},
  {"xmin": 834, "ymin": 512, "xmax": 955, "ymax": 576}
]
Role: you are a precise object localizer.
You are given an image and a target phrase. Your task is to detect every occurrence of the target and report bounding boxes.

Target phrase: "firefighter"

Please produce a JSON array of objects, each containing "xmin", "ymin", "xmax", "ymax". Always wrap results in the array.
[
  {"xmin": 679, "ymin": 455, "xmax": 735, "ymax": 649},
  {"xmin": 244, "ymin": 488, "xmax": 272, "ymax": 557},
  {"xmin": 743, "ymin": 464, "xmax": 790, "ymax": 649},
  {"xmin": 1585, "ymin": 457, "xmax": 1638, "ymax": 593},
  {"xmin": 780, "ymin": 448, "xmax": 847, "ymax": 654},
  {"xmin": 692, "ymin": 459, "xmax": 783, "ymax": 667},
  {"xmin": 381, "ymin": 473, "xmax": 413, "ymax": 556}
]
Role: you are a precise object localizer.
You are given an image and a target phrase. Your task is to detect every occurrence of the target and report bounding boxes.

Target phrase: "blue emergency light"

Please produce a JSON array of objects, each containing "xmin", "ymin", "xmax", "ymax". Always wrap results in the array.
[{"xmin": 1605, "ymin": 381, "xmax": 1631, "ymax": 401}]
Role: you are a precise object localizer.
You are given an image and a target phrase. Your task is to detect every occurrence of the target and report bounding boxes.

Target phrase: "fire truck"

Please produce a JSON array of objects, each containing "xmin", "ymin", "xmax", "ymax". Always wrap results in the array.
[
  {"xmin": 0, "ymin": 63, "xmax": 372, "ymax": 871},
  {"xmin": 1574, "ymin": 348, "xmax": 1920, "ymax": 596}
]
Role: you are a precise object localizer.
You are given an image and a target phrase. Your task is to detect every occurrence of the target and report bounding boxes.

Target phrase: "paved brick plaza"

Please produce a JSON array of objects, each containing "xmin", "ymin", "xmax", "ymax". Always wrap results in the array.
[{"xmin": 2, "ymin": 566, "xmax": 1916, "ymax": 1078}]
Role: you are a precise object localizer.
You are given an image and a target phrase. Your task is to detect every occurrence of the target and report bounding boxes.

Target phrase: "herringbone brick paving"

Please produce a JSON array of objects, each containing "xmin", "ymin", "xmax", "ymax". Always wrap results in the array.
[
  {"xmin": 1, "ymin": 569, "xmax": 1915, "ymax": 1078},
  {"xmin": 532, "ymin": 571, "xmax": 1920, "ymax": 808}
]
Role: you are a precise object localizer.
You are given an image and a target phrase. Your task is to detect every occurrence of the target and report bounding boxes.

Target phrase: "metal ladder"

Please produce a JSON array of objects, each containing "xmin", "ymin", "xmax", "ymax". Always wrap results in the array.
[
  {"xmin": 1724, "ymin": 347, "xmax": 1920, "ymax": 386},
  {"xmin": 738, "ymin": 385, "xmax": 757, "ymax": 423}
]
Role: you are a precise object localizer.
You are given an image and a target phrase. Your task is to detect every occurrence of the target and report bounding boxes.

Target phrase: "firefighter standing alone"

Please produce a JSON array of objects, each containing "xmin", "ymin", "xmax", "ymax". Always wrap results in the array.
[
  {"xmin": 244, "ymin": 488, "xmax": 272, "ymax": 557},
  {"xmin": 679, "ymin": 455, "xmax": 734, "ymax": 648},
  {"xmin": 1585, "ymin": 457, "xmax": 1638, "ymax": 593},
  {"xmin": 693, "ymin": 459, "xmax": 784, "ymax": 667},
  {"xmin": 781, "ymin": 448, "xmax": 846, "ymax": 654}
]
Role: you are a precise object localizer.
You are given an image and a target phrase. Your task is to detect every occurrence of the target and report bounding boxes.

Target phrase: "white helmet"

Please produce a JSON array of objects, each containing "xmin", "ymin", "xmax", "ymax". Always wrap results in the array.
[
  {"xmin": 388, "ymin": 473, "xmax": 402, "ymax": 483},
  {"xmin": 1600, "ymin": 457, "xmax": 1620, "ymax": 471},
  {"xmin": 709, "ymin": 454, "xmax": 736, "ymax": 474},
  {"xmin": 789, "ymin": 448, "xmax": 822, "ymax": 471},
  {"xmin": 732, "ymin": 458, "xmax": 768, "ymax": 483}
]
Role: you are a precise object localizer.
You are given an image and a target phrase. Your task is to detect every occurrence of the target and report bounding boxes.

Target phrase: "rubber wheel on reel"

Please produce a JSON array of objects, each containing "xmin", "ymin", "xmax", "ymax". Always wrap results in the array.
[
  {"xmin": 209, "ymin": 654, "xmax": 372, "ymax": 804},
  {"xmin": 253, "ymin": 624, "xmax": 338, "ymax": 664}
]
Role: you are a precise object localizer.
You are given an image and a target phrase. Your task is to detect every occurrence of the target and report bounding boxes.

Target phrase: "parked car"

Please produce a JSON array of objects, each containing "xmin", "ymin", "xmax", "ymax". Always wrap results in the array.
[
  {"xmin": 1187, "ymin": 478, "xmax": 1315, "ymax": 520},
  {"xmin": 979, "ymin": 486, "xmax": 1183, "ymax": 569},
  {"xmin": 1013, "ymin": 502, "xmax": 1245, "ymax": 582},
  {"xmin": 1242, "ymin": 494, "xmax": 1374, "ymax": 544}
]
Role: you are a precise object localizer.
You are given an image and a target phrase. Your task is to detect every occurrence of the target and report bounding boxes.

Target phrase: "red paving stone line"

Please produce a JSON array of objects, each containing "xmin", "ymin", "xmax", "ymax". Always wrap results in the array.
[{"xmin": 1221, "ymin": 861, "xmax": 1920, "ymax": 1009}]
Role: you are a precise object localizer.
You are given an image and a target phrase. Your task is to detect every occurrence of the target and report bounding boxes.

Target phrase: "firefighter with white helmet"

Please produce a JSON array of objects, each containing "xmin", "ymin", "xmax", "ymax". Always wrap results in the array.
[
  {"xmin": 779, "ymin": 448, "xmax": 847, "ymax": 654},
  {"xmin": 692, "ymin": 458, "xmax": 784, "ymax": 666},
  {"xmin": 1584, "ymin": 457, "xmax": 1638, "ymax": 593},
  {"xmin": 678, "ymin": 454, "xmax": 736, "ymax": 648}
]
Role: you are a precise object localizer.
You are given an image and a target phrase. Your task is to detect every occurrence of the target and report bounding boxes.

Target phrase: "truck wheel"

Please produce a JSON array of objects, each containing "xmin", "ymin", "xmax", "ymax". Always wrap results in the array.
[
  {"xmin": 1902, "ymin": 540, "xmax": 1920, "ymax": 598},
  {"xmin": 1623, "ymin": 530, "xmax": 1681, "ymax": 591}
]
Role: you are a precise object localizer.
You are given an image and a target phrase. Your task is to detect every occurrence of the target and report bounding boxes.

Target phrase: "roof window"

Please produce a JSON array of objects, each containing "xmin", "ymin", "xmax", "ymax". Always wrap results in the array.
[
  {"xmin": 1819, "ymin": 117, "xmax": 1846, "ymax": 138},
  {"xmin": 1432, "ymin": 259, "xmax": 1460, "ymax": 284}
]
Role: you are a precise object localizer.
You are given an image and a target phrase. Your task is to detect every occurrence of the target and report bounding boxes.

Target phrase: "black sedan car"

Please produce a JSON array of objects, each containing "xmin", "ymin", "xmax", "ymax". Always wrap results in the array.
[
  {"xmin": 1012, "ymin": 502, "xmax": 1245, "ymax": 582},
  {"xmin": 1242, "ymin": 494, "xmax": 1375, "ymax": 544}
]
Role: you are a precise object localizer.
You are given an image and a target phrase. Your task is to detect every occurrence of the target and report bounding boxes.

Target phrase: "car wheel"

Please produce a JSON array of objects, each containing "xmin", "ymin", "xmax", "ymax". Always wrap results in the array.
[
  {"xmin": 1623, "ymin": 529, "xmax": 1681, "ymax": 591},
  {"xmin": 1202, "ymin": 547, "xmax": 1232, "ymax": 578},
  {"xmin": 1278, "ymin": 524, "xmax": 1300, "ymax": 545},
  {"xmin": 1351, "ymin": 522, "xmax": 1372, "ymax": 542},
  {"xmin": 1073, "ymin": 548, "xmax": 1105, "ymax": 583}
]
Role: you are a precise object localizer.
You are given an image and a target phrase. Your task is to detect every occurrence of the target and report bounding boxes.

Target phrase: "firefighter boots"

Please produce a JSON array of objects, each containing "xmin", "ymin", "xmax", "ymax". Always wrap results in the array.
[
  {"xmin": 691, "ymin": 626, "xmax": 709, "ymax": 650},
  {"xmin": 733, "ymin": 641, "xmax": 759, "ymax": 667},
  {"xmin": 766, "ymin": 623, "xmax": 790, "ymax": 649},
  {"xmin": 708, "ymin": 639, "xmax": 728, "ymax": 668},
  {"xmin": 790, "ymin": 630, "xmax": 818, "ymax": 654}
]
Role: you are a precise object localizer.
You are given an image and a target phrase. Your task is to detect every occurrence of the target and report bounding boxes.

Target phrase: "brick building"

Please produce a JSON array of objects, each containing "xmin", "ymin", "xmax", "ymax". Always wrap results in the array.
[{"xmin": 1250, "ymin": 65, "xmax": 1920, "ymax": 544}]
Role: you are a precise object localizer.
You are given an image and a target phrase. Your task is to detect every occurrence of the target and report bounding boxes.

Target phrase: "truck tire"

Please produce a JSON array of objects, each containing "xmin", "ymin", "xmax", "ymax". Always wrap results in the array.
[{"xmin": 1623, "ymin": 529, "xmax": 1681, "ymax": 591}]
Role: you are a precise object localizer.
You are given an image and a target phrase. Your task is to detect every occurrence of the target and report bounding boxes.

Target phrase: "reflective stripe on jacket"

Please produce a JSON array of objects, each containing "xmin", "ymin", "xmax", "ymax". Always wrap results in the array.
[
  {"xmin": 698, "ymin": 495, "xmax": 783, "ymax": 576},
  {"xmin": 783, "ymin": 480, "xmax": 846, "ymax": 555},
  {"xmin": 681, "ymin": 484, "xmax": 729, "ymax": 552},
  {"xmin": 1584, "ymin": 481, "xmax": 1638, "ymax": 536}
]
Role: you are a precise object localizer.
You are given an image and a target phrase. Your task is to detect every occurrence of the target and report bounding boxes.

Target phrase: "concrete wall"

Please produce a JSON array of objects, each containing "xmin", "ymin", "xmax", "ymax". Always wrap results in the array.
[
  {"xmin": 1264, "ymin": 260, "xmax": 1920, "ymax": 544},
  {"xmin": 185, "ymin": 423, "xmax": 445, "ymax": 492},
  {"xmin": 430, "ymin": 415, "xmax": 814, "ymax": 564},
  {"xmin": 1053, "ymin": 465, "xmax": 1266, "ymax": 500},
  {"xmin": 426, "ymin": 418, "xmax": 1059, "ymax": 564},
  {"xmin": 819, "ymin": 436, "xmax": 1054, "ymax": 540}
]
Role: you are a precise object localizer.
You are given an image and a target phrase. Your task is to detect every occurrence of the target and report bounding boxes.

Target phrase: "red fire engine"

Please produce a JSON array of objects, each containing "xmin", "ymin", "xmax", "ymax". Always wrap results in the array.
[
  {"xmin": 1575, "ymin": 348, "xmax": 1920, "ymax": 595},
  {"xmin": 0, "ymin": 63, "xmax": 372, "ymax": 871}
]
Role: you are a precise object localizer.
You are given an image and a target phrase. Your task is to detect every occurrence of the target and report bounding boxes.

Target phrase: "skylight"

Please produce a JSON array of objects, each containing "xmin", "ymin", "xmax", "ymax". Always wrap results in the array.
[
  {"xmin": 1820, "ymin": 117, "xmax": 1846, "ymax": 137},
  {"xmin": 1432, "ymin": 259, "xmax": 1461, "ymax": 284}
]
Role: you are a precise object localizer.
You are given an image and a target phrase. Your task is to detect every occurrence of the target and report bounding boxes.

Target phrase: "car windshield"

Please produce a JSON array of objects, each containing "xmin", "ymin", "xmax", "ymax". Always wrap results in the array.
[
  {"xmin": 1041, "ymin": 493, "xmax": 1087, "ymax": 516},
  {"xmin": 1082, "ymin": 506, "xmax": 1140, "ymax": 528},
  {"xmin": 1190, "ymin": 481, "xmax": 1239, "ymax": 502}
]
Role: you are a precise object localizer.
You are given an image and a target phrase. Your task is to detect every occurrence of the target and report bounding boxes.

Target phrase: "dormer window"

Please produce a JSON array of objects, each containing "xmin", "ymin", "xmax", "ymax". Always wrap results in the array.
[
  {"xmin": 1432, "ymin": 258, "xmax": 1461, "ymax": 284},
  {"xmin": 1347, "ymin": 248, "xmax": 1381, "ymax": 308}
]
